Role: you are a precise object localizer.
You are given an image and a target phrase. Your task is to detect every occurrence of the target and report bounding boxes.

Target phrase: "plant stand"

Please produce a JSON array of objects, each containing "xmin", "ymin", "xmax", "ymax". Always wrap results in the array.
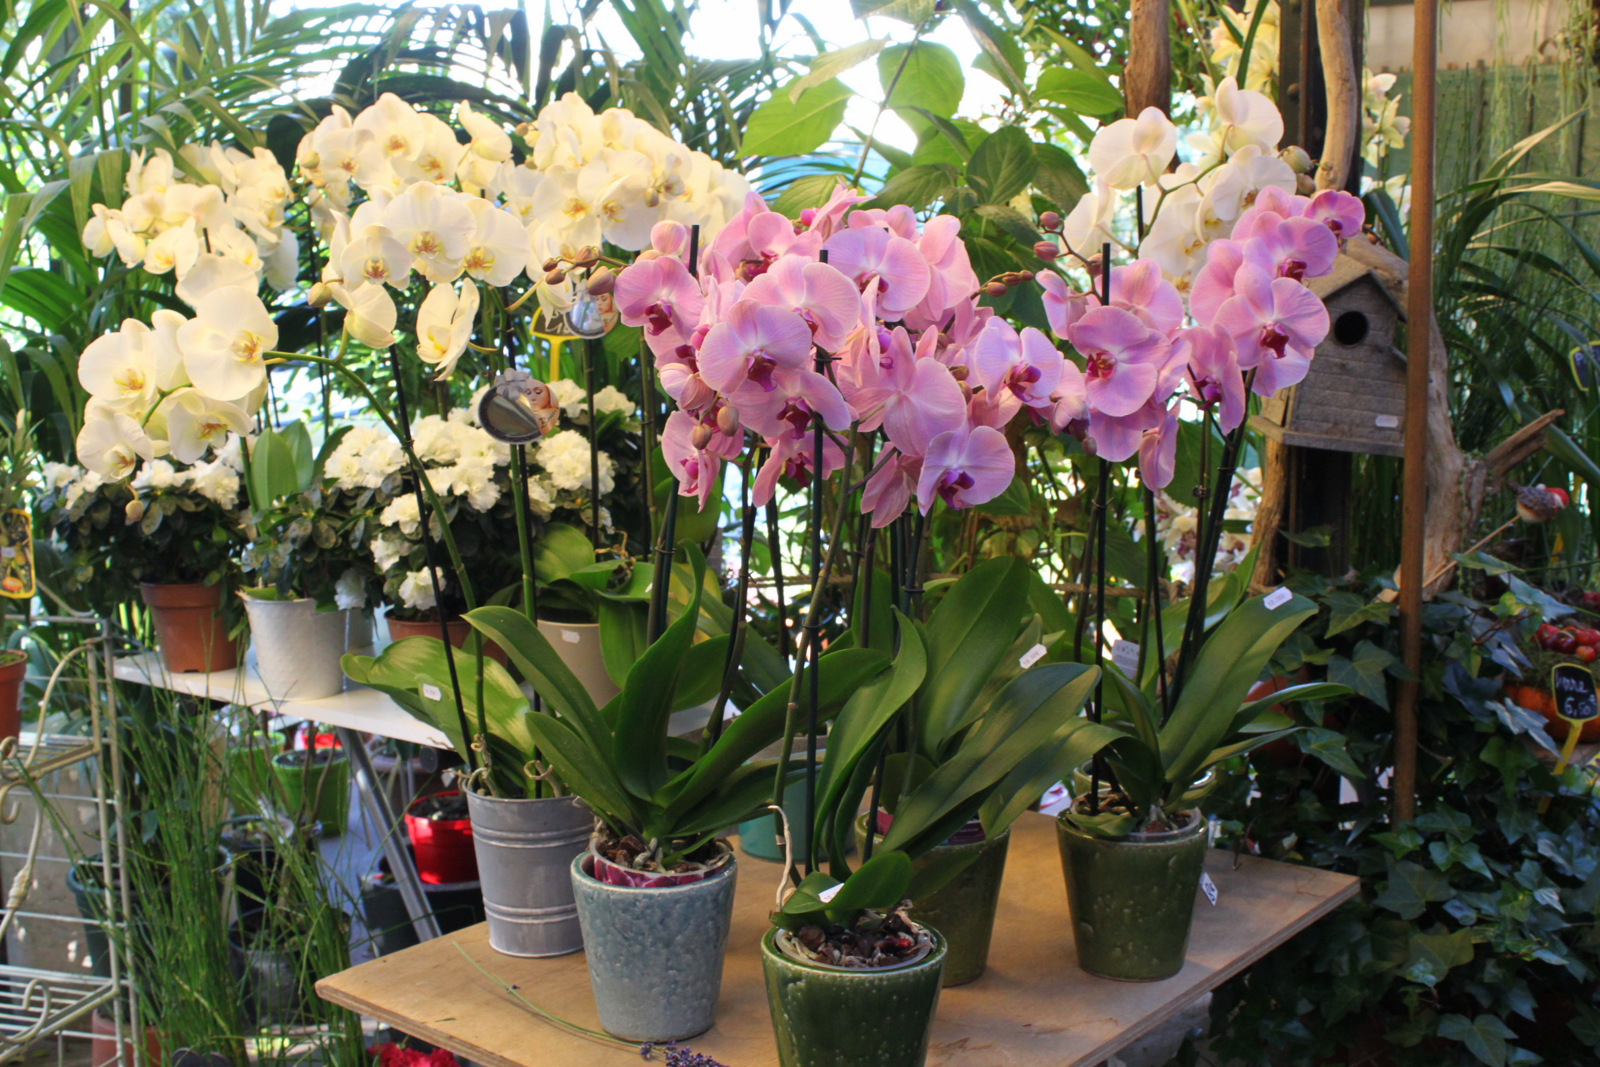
[{"xmin": 314, "ymin": 812, "xmax": 1358, "ymax": 1067}]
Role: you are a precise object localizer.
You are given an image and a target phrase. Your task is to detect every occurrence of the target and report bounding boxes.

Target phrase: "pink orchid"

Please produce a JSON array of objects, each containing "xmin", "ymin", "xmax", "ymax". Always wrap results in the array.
[
  {"xmin": 1038, "ymin": 269, "xmax": 1092, "ymax": 339},
  {"xmin": 845, "ymin": 327, "xmax": 966, "ymax": 455},
  {"xmin": 1240, "ymin": 217, "xmax": 1338, "ymax": 282},
  {"xmin": 802, "ymin": 184, "xmax": 872, "ymax": 240},
  {"xmin": 649, "ymin": 220, "xmax": 690, "ymax": 258},
  {"xmin": 823, "ymin": 226, "xmax": 931, "ymax": 319},
  {"xmin": 1086, "ymin": 397, "xmax": 1167, "ymax": 463},
  {"xmin": 861, "ymin": 448, "xmax": 922, "ymax": 528},
  {"xmin": 1138, "ymin": 401, "xmax": 1181, "ymax": 489},
  {"xmin": 1067, "ymin": 306, "xmax": 1170, "ymax": 418},
  {"xmin": 615, "ymin": 256, "xmax": 705, "ymax": 360},
  {"xmin": 1106, "ymin": 260, "xmax": 1186, "ymax": 334},
  {"xmin": 1305, "ymin": 189, "xmax": 1365, "ymax": 241},
  {"xmin": 971, "ymin": 319, "xmax": 1063, "ymax": 419},
  {"xmin": 662, "ymin": 409, "xmax": 734, "ymax": 509},
  {"xmin": 754, "ymin": 431, "xmax": 847, "ymax": 506},
  {"xmin": 1188, "ymin": 239, "xmax": 1246, "ymax": 328},
  {"xmin": 847, "ymin": 205, "xmax": 920, "ymax": 240},
  {"xmin": 1230, "ymin": 186, "xmax": 1310, "ymax": 240},
  {"xmin": 1178, "ymin": 325, "xmax": 1247, "ymax": 432},
  {"xmin": 906, "ymin": 215, "xmax": 980, "ymax": 331},
  {"xmin": 696, "ymin": 300, "xmax": 851, "ymax": 437},
  {"xmin": 1212, "ymin": 264, "xmax": 1329, "ymax": 392},
  {"xmin": 1049, "ymin": 358, "xmax": 1090, "ymax": 435},
  {"xmin": 740, "ymin": 255, "xmax": 863, "ymax": 352},
  {"xmin": 916, "ymin": 423, "xmax": 1014, "ymax": 513},
  {"xmin": 656, "ymin": 342, "xmax": 718, "ymax": 414}
]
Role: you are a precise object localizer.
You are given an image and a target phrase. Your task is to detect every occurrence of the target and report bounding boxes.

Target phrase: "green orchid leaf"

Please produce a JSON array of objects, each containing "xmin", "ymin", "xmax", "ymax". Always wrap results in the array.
[
  {"xmin": 907, "ymin": 847, "xmax": 981, "ymax": 900},
  {"xmin": 1062, "ymin": 809, "xmax": 1140, "ymax": 838},
  {"xmin": 1229, "ymin": 682, "xmax": 1351, "ymax": 728},
  {"xmin": 920, "ymin": 557, "xmax": 1030, "ymax": 755},
  {"xmin": 522, "ymin": 708, "xmax": 637, "ymax": 829},
  {"xmin": 464, "ymin": 605, "xmax": 604, "ymax": 749}
]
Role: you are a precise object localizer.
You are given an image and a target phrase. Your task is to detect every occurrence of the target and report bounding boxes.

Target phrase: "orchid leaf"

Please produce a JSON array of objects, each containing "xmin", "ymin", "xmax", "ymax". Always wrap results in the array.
[
  {"xmin": 464, "ymin": 605, "xmax": 603, "ymax": 748},
  {"xmin": 919, "ymin": 557, "xmax": 1030, "ymax": 755}
]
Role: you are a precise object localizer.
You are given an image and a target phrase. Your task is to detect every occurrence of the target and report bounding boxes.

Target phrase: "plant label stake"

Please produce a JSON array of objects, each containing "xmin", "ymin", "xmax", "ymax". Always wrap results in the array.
[
  {"xmin": 0, "ymin": 511, "xmax": 34, "ymax": 599},
  {"xmin": 1542, "ymin": 663, "xmax": 1598, "ymax": 812}
]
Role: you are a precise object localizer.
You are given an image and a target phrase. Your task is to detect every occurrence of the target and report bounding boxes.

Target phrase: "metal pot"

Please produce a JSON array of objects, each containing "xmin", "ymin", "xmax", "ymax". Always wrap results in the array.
[{"xmin": 466, "ymin": 789, "xmax": 590, "ymax": 957}]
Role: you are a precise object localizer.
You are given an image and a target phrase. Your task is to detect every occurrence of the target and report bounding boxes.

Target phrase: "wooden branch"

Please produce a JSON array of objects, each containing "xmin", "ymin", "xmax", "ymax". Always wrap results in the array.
[
  {"xmin": 1125, "ymin": 0, "xmax": 1172, "ymax": 117},
  {"xmin": 1483, "ymin": 409, "xmax": 1565, "ymax": 480},
  {"xmin": 1315, "ymin": 0, "xmax": 1360, "ymax": 190}
]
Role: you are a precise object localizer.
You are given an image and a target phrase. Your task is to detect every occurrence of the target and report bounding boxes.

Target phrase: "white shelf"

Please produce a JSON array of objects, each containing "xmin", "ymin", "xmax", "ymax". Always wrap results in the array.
[{"xmin": 0, "ymin": 965, "xmax": 117, "ymax": 1060}]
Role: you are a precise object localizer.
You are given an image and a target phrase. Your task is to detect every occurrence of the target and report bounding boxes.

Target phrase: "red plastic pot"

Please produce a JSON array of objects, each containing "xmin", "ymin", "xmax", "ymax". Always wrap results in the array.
[
  {"xmin": 404, "ymin": 790, "xmax": 478, "ymax": 885},
  {"xmin": 0, "ymin": 651, "xmax": 24, "ymax": 746},
  {"xmin": 141, "ymin": 581, "xmax": 240, "ymax": 674}
]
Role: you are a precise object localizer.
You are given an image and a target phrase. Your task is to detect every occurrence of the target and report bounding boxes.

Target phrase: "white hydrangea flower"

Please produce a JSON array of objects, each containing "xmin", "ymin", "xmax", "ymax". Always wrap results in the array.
[
  {"xmin": 525, "ymin": 477, "xmax": 555, "ymax": 518},
  {"xmin": 370, "ymin": 533, "xmax": 406, "ymax": 574},
  {"xmin": 189, "ymin": 461, "xmax": 241, "ymax": 510},
  {"xmin": 536, "ymin": 429, "xmax": 615, "ymax": 494},
  {"xmin": 397, "ymin": 568, "xmax": 440, "ymax": 612},
  {"xmin": 335, "ymin": 568, "xmax": 367, "ymax": 611},
  {"xmin": 592, "ymin": 386, "xmax": 636, "ymax": 418},
  {"xmin": 547, "ymin": 378, "xmax": 585, "ymax": 417},
  {"xmin": 133, "ymin": 459, "xmax": 179, "ymax": 491},
  {"xmin": 379, "ymin": 496, "xmax": 421, "ymax": 536}
]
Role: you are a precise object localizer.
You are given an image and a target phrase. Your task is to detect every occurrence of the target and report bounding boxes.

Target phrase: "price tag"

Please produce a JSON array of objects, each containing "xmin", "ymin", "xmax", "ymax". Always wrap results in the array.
[
  {"xmin": 560, "ymin": 629, "xmax": 581, "ymax": 644},
  {"xmin": 1200, "ymin": 871, "xmax": 1219, "ymax": 906},
  {"xmin": 1018, "ymin": 643, "xmax": 1047, "ymax": 669},
  {"xmin": 1, "ymin": 548, "xmax": 15, "ymax": 559},
  {"xmin": 1111, "ymin": 640, "xmax": 1141, "ymax": 677},
  {"xmin": 1263, "ymin": 587, "xmax": 1293, "ymax": 611},
  {"xmin": 1551, "ymin": 663, "xmax": 1599, "ymax": 725},
  {"xmin": 421, "ymin": 683, "xmax": 443, "ymax": 701},
  {"xmin": 817, "ymin": 883, "xmax": 843, "ymax": 903}
]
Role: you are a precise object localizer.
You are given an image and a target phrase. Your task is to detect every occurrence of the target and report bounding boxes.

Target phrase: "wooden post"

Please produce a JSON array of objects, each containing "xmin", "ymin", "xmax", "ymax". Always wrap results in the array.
[
  {"xmin": 1396, "ymin": 0, "xmax": 1438, "ymax": 824},
  {"xmin": 1125, "ymin": 0, "xmax": 1171, "ymax": 116}
]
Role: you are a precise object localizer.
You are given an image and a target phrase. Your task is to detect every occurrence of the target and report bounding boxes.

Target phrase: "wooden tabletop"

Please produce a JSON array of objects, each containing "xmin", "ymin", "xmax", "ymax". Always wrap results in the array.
[{"xmin": 317, "ymin": 811, "xmax": 1358, "ymax": 1067}]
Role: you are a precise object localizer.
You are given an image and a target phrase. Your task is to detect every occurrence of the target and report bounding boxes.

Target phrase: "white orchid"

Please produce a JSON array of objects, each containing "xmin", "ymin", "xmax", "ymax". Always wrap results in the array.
[
  {"xmin": 142, "ymin": 222, "xmax": 200, "ymax": 276},
  {"xmin": 383, "ymin": 181, "xmax": 474, "ymax": 282},
  {"xmin": 1058, "ymin": 179, "xmax": 1119, "ymax": 257},
  {"xmin": 165, "ymin": 389, "xmax": 251, "ymax": 464},
  {"xmin": 461, "ymin": 200, "xmax": 529, "ymax": 286},
  {"xmin": 76, "ymin": 402, "xmax": 159, "ymax": 479},
  {"xmin": 335, "ymin": 282, "xmax": 399, "ymax": 349},
  {"xmin": 415, "ymin": 280, "xmax": 480, "ymax": 380},
  {"xmin": 1089, "ymin": 107, "xmax": 1179, "ymax": 191},
  {"xmin": 1209, "ymin": 77, "xmax": 1285, "ymax": 158},
  {"xmin": 78, "ymin": 321, "xmax": 159, "ymax": 413},
  {"xmin": 176, "ymin": 286, "xmax": 278, "ymax": 402}
]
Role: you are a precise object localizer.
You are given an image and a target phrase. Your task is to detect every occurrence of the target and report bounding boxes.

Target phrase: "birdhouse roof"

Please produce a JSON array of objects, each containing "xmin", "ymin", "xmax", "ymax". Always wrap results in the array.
[{"xmin": 1304, "ymin": 258, "xmax": 1407, "ymax": 319}]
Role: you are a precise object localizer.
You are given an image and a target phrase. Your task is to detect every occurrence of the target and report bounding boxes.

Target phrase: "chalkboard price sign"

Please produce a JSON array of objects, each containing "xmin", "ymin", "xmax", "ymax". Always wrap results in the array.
[{"xmin": 1550, "ymin": 663, "xmax": 1599, "ymax": 724}]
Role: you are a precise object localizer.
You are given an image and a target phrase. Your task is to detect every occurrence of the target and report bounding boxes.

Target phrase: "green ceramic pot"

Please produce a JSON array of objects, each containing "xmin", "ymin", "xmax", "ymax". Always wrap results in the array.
[
  {"xmin": 271, "ymin": 750, "xmax": 350, "ymax": 836},
  {"xmin": 855, "ymin": 814, "xmax": 1009, "ymax": 986},
  {"xmin": 737, "ymin": 752, "xmax": 824, "ymax": 862},
  {"xmin": 762, "ymin": 926, "xmax": 945, "ymax": 1067},
  {"xmin": 1055, "ymin": 807, "xmax": 1206, "ymax": 981}
]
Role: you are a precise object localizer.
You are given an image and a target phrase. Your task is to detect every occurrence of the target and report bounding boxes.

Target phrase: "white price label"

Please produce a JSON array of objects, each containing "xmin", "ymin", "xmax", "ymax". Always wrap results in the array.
[
  {"xmin": 1374, "ymin": 415, "xmax": 1400, "ymax": 429},
  {"xmin": 1263, "ymin": 587, "xmax": 1293, "ymax": 611},
  {"xmin": 421, "ymin": 683, "xmax": 442, "ymax": 701},
  {"xmin": 1111, "ymin": 640, "xmax": 1141, "ymax": 677},
  {"xmin": 560, "ymin": 629, "xmax": 581, "ymax": 644},
  {"xmin": 1018, "ymin": 643, "xmax": 1047, "ymax": 669},
  {"xmin": 1, "ymin": 548, "xmax": 15, "ymax": 559},
  {"xmin": 1200, "ymin": 871, "xmax": 1219, "ymax": 906},
  {"xmin": 817, "ymin": 883, "xmax": 843, "ymax": 903}
]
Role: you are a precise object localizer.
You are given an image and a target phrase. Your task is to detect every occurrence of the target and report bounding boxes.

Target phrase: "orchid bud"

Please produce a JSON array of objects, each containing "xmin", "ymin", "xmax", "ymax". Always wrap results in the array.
[
  {"xmin": 983, "ymin": 281, "xmax": 1008, "ymax": 298},
  {"xmin": 545, "ymin": 269, "xmax": 567, "ymax": 285},
  {"xmin": 573, "ymin": 246, "xmax": 600, "ymax": 267},
  {"xmin": 1033, "ymin": 241, "xmax": 1061, "ymax": 260},
  {"xmin": 690, "ymin": 423, "xmax": 714, "ymax": 450},
  {"xmin": 1039, "ymin": 210, "xmax": 1063, "ymax": 232},
  {"xmin": 949, "ymin": 364, "xmax": 970, "ymax": 382},
  {"xmin": 124, "ymin": 498, "xmax": 145, "ymax": 524},
  {"xmin": 307, "ymin": 282, "xmax": 334, "ymax": 308},
  {"xmin": 1016, "ymin": 269, "xmax": 1035, "ymax": 283},
  {"xmin": 1280, "ymin": 145, "xmax": 1314, "ymax": 175},
  {"xmin": 716, "ymin": 405, "xmax": 739, "ymax": 436},
  {"xmin": 586, "ymin": 267, "xmax": 615, "ymax": 296},
  {"xmin": 541, "ymin": 257, "xmax": 561, "ymax": 273},
  {"xmin": 1296, "ymin": 174, "xmax": 1317, "ymax": 196}
]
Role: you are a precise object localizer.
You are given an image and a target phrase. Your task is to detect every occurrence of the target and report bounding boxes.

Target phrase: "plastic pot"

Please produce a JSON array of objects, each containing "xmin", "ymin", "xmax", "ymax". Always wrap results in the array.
[
  {"xmin": 90, "ymin": 1010, "xmax": 162, "ymax": 1067},
  {"xmin": 467, "ymin": 789, "xmax": 590, "ymax": 958},
  {"xmin": 0, "ymin": 651, "xmax": 23, "ymax": 746},
  {"xmin": 242, "ymin": 596, "xmax": 348, "ymax": 700},
  {"xmin": 227, "ymin": 908, "xmax": 310, "ymax": 1025},
  {"xmin": 360, "ymin": 854, "xmax": 484, "ymax": 957},
  {"xmin": 762, "ymin": 926, "xmax": 946, "ymax": 1067},
  {"xmin": 220, "ymin": 813, "xmax": 295, "ymax": 907},
  {"xmin": 856, "ymin": 813, "xmax": 1009, "ymax": 987},
  {"xmin": 404, "ymin": 790, "xmax": 478, "ymax": 885},
  {"xmin": 141, "ymin": 581, "xmax": 239, "ymax": 674},
  {"xmin": 1055, "ymin": 807, "xmax": 1206, "ymax": 981},
  {"xmin": 385, "ymin": 615, "xmax": 508, "ymax": 666},
  {"xmin": 271, "ymin": 749, "xmax": 350, "ymax": 836},
  {"xmin": 536, "ymin": 620, "xmax": 617, "ymax": 705},
  {"xmin": 570, "ymin": 845, "xmax": 736, "ymax": 1041}
]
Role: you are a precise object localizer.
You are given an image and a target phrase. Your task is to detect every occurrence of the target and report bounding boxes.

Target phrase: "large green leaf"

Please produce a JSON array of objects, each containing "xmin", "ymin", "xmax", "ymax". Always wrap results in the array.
[
  {"xmin": 521, "ymin": 707, "xmax": 638, "ymax": 828},
  {"xmin": 463, "ymin": 605, "xmax": 603, "ymax": 747},
  {"xmin": 879, "ymin": 42, "xmax": 963, "ymax": 116},
  {"xmin": 919, "ymin": 557, "xmax": 1030, "ymax": 754},
  {"xmin": 1034, "ymin": 68, "xmax": 1122, "ymax": 115},
  {"xmin": 789, "ymin": 39, "xmax": 887, "ymax": 103},
  {"xmin": 742, "ymin": 78, "xmax": 853, "ymax": 157},
  {"xmin": 966, "ymin": 126, "xmax": 1036, "ymax": 205}
]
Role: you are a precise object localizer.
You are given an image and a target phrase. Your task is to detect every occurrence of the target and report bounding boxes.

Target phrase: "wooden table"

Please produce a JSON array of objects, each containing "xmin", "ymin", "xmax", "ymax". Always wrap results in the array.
[{"xmin": 317, "ymin": 812, "xmax": 1358, "ymax": 1066}]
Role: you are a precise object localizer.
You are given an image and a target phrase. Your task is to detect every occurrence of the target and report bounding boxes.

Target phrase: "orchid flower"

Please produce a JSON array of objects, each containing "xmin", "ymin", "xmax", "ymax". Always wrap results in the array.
[
  {"xmin": 916, "ymin": 423, "xmax": 1013, "ymax": 513},
  {"xmin": 823, "ymin": 225, "xmax": 931, "ymax": 319},
  {"xmin": 1178, "ymin": 325, "xmax": 1247, "ymax": 432},
  {"xmin": 1212, "ymin": 264, "xmax": 1329, "ymax": 394},
  {"xmin": 615, "ymin": 255, "xmax": 705, "ymax": 359},
  {"xmin": 971, "ymin": 319, "xmax": 1064, "ymax": 420},
  {"xmin": 1067, "ymin": 306, "xmax": 1169, "ymax": 418}
]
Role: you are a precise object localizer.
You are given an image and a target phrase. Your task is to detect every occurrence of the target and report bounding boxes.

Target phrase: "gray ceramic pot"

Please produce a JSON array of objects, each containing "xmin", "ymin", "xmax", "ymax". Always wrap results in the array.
[
  {"xmin": 467, "ymin": 789, "xmax": 591, "ymax": 957},
  {"xmin": 570, "ymin": 846, "xmax": 737, "ymax": 1041}
]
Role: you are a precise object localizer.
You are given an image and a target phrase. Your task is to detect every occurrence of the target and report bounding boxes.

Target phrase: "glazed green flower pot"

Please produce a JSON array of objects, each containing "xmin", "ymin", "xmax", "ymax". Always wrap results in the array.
[
  {"xmin": 762, "ymin": 926, "xmax": 946, "ymax": 1067},
  {"xmin": 271, "ymin": 750, "xmax": 350, "ymax": 836},
  {"xmin": 855, "ymin": 814, "xmax": 1009, "ymax": 986},
  {"xmin": 1055, "ymin": 808, "xmax": 1206, "ymax": 981}
]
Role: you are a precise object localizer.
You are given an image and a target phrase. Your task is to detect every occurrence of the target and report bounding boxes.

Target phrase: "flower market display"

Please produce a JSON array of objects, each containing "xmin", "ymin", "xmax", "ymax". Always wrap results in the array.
[{"xmin": 5, "ymin": 0, "xmax": 1600, "ymax": 1065}]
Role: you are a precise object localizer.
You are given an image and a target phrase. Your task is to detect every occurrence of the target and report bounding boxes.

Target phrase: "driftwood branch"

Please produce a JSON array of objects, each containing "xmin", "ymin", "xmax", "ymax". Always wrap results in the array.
[{"xmin": 1315, "ymin": 0, "xmax": 1360, "ymax": 190}]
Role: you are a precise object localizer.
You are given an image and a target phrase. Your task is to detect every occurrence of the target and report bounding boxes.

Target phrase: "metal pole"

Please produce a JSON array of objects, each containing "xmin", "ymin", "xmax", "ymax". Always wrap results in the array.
[
  {"xmin": 340, "ymin": 725, "xmax": 441, "ymax": 942},
  {"xmin": 1395, "ymin": 0, "xmax": 1436, "ymax": 824}
]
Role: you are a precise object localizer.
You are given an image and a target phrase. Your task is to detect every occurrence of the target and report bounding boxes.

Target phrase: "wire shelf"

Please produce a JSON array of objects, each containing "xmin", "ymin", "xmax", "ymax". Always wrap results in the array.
[{"xmin": 0, "ymin": 965, "xmax": 118, "ymax": 1061}]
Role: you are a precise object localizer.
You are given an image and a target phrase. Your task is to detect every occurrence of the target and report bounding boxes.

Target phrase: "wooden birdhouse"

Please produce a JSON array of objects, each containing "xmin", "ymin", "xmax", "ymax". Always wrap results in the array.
[{"xmin": 1252, "ymin": 255, "xmax": 1407, "ymax": 457}]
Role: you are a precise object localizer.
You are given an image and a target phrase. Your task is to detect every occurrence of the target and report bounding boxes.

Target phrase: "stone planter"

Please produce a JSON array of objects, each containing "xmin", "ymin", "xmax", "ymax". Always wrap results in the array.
[
  {"xmin": 570, "ymin": 845, "xmax": 736, "ymax": 1041},
  {"xmin": 762, "ymin": 926, "xmax": 946, "ymax": 1067},
  {"xmin": 242, "ymin": 596, "xmax": 347, "ymax": 700},
  {"xmin": 856, "ymin": 813, "xmax": 1009, "ymax": 987},
  {"xmin": 537, "ymin": 620, "xmax": 618, "ymax": 705},
  {"xmin": 141, "ymin": 581, "xmax": 239, "ymax": 674},
  {"xmin": 467, "ymin": 789, "xmax": 589, "ymax": 958},
  {"xmin": 1056, "ymin": 807, "xmax": 1206, "ymax": 981}
]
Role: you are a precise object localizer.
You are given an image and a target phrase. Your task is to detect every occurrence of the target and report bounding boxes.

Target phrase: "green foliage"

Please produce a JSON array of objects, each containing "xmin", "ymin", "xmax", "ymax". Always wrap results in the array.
[{"xmin": 771, "ymin": 851, "xmax": 911, "ymax": 933}]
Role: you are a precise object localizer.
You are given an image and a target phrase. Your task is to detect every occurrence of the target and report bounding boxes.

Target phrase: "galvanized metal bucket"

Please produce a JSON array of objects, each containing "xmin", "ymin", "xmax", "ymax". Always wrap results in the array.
[{"xmin": 466, "ymin": 789, "xmax": 590, "ymax": 957}]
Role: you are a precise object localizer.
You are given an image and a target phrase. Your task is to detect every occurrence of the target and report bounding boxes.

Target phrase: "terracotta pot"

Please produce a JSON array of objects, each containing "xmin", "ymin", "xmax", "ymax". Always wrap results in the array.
[
  {"xmin": 0, "ymin": 651, "xmax": 24, "ymax": 746},
  {"xmin": 91, "ymin": 1009, "xmax": 162, "ymax": 1067},
  {"xmin": 140, "ymin": 582, "xmax": 240, "ymax": 674},
  {"xmin": 386, "ymin": 615, "xmax": 508, "ymax": 667},
  {"xmin": 405, "ymin": 790, "xmax": 479, "ymax": 885},
  {"xmin": 1506, "ymin": 681, "xmax": 1600, "ymax": 743}
]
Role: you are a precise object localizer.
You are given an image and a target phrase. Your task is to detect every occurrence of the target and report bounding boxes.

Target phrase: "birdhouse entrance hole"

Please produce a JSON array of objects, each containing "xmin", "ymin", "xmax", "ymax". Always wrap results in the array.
[{"xmin": 1333, "ymin": 309, "xmax": 1369, "ymax": 347}]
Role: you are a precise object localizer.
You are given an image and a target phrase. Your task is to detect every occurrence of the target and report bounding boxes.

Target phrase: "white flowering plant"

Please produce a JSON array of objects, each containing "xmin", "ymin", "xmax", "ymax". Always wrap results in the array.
[{"xmin": 36, "ymin": 447, "xmax": 248, "ymax": 618}]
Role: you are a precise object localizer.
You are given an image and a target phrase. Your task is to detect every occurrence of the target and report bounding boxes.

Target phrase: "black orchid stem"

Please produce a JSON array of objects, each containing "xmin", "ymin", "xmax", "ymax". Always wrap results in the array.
[
  {"xmin": 585, "ymin": 336, "xmax": 602, "ymax": 548},
  {"xmin": 1143, "ymin": 485, "xmax": 1171, "ymax": 718},
  {"xmin": 647, "ymin": 225, "xmax": 700, "ymax": 644},
  {"xmin": 766, "ymin": 499, "xmax": 789, "ymax": 668},
  {"xmin": 707, "ymin": 452, "xmax": 758, "ymax": 751},
  {"xmin": 1172, "ymin": 417, "xmax": 1248, "ymax": 696},
  {"xmin": 802, "ymin": 346, "xmax": 826, "ymax": 874},
  {"xmin": 385, "ymin": 346, "xmax": 478, "ymax": 774},
  {"xmin": 1087, "ymin": 240, "xmax": 1115, "ymax": 816},
  {"xmin": 639, "ymin": 333, "xmax": 660, "ymax": 550}
]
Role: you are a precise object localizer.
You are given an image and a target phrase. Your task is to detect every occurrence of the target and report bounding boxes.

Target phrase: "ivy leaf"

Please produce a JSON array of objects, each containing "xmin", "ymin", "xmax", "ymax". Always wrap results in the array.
[
  {"xmin": 879, "ymin": 42, "xmax": 963, "ymax": 116},
  {"xmin": 743, "ymin": 79, "xmax": 853, "ymax": 157},
  {"xmin": 1374, "ymin": 859, "xmax": 1454, "ymax": 920},
  {"xmin": 788, "ymin": 40, "xmax": 888, "ymax": 103},
  {"xmin": 1453, "ymin": 550, "xmax": 1518, "ymax": 576},
  {"xmin": 1328, "ymin": 640, "xmax": 1395, "ymax": 709},
  {"xmin": 1294, "ymin": 727, "xmax": 1365, "ymax": 779},
  {"xmin": 1324, "ymin": 591, "xmax": 1395, "ymax": 637},
  {"xmin": 1034, "ymin": 68, "xmax": 1123, "ymax": 115},
  {"xmin": 1570, "ymin": 1003, "xmax": 1600, "ymax": 1048},
  {"xmin": 966, "ymin": 126, "xmax": 1036, "ymax": 204},
  {"xmin": 1437, "ymin": 1013, "xmax": 1515, "ymax": 1067},
  {"xmin": 1403, "ymin": 927, "xmax": 1476, "ymax": 987}
]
